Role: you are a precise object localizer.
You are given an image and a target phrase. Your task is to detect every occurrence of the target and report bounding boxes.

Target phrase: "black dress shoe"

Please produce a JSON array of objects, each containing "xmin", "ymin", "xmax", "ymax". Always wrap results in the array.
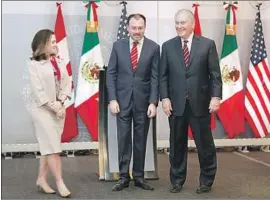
[
  {"xmin": 196, "ymin": 185, "xmax": 211, "ymax": 194},
  {"xmin": 170, "ymin": 184, "xmax": 182, "ymax": 193},
  {"xmin": 134, "ymin": 179, "xmax": 154, "ymax": 190},
  {"xmin": 112, "ymin": 179, "xmax": 129, "ymax": 191}
]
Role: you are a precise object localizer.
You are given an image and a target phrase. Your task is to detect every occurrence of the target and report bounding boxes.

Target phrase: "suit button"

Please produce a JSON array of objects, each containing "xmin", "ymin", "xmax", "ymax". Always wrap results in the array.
[{"xmin": 186, "ymin": 90, "xmax": 189, "ymax": 98}]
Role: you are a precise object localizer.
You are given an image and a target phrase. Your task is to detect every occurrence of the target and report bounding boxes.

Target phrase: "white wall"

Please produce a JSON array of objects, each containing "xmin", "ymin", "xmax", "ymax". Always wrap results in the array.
[{"xmin": 2, "ymin": 1, "xmax": 270, "ymax": 143}]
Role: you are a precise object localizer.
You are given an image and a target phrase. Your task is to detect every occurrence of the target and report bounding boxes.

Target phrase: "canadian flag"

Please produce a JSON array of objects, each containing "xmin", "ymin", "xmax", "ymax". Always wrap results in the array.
[
  {"xmin": 55, "ymin": 2, "xmax": 78, "ymax": 142},
  {"xmin": 188, "ymin": 3, "xmax": 216, "ymax": 139}
]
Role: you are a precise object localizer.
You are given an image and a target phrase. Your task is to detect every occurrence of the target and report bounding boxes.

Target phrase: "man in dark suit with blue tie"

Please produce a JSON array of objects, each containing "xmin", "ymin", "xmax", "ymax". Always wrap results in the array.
[
  {"xmin": 106, "ymin": 13, "xmax": 160, "ymax": 191},
  {"xmin": 160, "ymin": 9, "xmax": 222, "ymax": 194}
]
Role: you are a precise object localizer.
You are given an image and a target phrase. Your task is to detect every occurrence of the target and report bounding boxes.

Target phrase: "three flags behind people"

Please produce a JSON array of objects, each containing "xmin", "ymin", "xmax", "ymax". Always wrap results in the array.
[
  {"xmin": 54, "ymin": 2, "xmax": 78, "ymax": 142},
  {"xmin": 55, "ymin": 1, "xmax": 268, "ymax": 140}
]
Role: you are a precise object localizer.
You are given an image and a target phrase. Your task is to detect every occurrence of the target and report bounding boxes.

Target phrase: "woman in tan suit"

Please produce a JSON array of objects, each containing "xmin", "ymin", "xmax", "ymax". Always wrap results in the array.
[{"xmin": 28, "ymin": 29, "xmax": 71, "ymax": 197}]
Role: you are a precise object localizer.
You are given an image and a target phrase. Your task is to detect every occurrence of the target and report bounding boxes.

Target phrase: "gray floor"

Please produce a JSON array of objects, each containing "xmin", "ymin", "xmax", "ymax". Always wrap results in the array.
[{"xmin": 2, "ymin": 152, "xmax": 270, "ymax": 199}]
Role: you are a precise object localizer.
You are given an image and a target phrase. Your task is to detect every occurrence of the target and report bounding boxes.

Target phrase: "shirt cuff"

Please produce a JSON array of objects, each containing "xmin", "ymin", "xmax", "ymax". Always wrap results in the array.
[{"xmin": 162, "ymin": 98, "xmax": 170, "ymax": 101}]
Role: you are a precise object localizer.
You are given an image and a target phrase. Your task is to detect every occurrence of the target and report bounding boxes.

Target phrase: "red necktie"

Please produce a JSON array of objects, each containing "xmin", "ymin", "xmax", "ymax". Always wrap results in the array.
[
  {"xmin": 131, "ymin": 42, "xmax": 138, "ymax": 71},
  {"xmin": 183, "ymin": 40, "xmax": 190, "ymax": 68}
]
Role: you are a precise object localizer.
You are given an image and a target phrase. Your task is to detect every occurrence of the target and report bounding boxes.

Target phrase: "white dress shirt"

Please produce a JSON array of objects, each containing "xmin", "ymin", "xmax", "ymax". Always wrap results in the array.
[
  {"xmin": 181, "ymin": 32, "xmax": 194, "ymax": 52},
  {"xmin": 129, "ymin": 36, "xmax": 144, "ymax": 61}
]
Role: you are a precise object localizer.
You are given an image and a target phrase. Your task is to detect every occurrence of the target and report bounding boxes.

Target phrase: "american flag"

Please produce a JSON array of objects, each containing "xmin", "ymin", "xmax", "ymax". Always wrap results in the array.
[
  {"xmin": 244, "ymin": 6, "xmax": 270, "ymax": 138},
  {"xmin": 117, "ymin": 1, "xmax": 129, "ymax": 40}
]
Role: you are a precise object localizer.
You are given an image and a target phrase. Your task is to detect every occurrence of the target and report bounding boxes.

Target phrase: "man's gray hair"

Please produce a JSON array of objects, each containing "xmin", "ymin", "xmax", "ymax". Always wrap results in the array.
[{"xmin": 174, "ymin": 9, "xmax": 195, "ymax": 24}]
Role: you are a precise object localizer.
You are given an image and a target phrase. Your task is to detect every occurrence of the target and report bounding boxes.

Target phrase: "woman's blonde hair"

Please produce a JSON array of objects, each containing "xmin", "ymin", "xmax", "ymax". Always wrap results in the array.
[{"xmin": 31, "ymin": 29, "xmax": 54, "ymax": 61}]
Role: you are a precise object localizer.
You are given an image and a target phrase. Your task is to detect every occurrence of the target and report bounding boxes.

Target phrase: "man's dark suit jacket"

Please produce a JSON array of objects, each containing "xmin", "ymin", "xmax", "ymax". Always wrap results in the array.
[
  {"xmin": 107, "ymin": 37, "xmax": 160, "ymax": 111},
  {"xmin": 160, "ymin": 35, "xmax": 222, "ymax": 116}
]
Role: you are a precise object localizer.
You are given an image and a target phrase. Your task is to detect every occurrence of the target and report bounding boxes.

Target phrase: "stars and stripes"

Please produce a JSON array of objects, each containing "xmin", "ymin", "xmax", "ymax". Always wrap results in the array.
[
  {"xmin": 244, "ymin": 5, "xmax": 270, "ymax": 138},
  {"xmin": 117, "ymin": 1, "xmax": 129, "ymax": 40}
]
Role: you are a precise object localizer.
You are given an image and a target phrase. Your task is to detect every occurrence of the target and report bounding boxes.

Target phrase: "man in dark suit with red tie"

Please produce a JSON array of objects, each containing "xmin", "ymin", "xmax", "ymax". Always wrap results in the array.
[
  {"xmin": 160, "ymin": 9, "xmax": 222, "ymax": 194},
  {"xmin": 106, "ymin": 13, "xmax": 160, "ymax": 191}
]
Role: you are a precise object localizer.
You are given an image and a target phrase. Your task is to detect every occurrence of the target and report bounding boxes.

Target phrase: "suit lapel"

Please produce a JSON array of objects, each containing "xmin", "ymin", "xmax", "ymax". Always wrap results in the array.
[
  {"xmin": 174, "ymin": 37, "xmax": 186, "ymax": 70},
  {"xmin": 187, "ymin": 35, "xmax": 200, "ymax": 70},
  {"xmin": 123, "ymin": 39, "xmax": 133, "ymax": 71}
]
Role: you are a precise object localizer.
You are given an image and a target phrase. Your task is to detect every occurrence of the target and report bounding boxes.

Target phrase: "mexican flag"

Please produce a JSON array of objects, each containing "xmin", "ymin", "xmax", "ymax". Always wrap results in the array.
[
  {"xmin": 74, "ymin": 1, "xmax": 104, "ymax": 141},
  {"xmin": 217, "ymin": 3, "xmax": 245, "ymax": 138}
]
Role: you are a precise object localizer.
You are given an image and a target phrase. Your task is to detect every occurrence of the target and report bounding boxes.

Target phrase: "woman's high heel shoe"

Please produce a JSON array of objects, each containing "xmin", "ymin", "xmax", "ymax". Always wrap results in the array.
[
  {"xmin": 56, "ymin": 182, "xmax": 71, "ymax": 198},
  {"xmin": 37, "ymin": 184, "xmax": 56, "ymax": 194}
]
